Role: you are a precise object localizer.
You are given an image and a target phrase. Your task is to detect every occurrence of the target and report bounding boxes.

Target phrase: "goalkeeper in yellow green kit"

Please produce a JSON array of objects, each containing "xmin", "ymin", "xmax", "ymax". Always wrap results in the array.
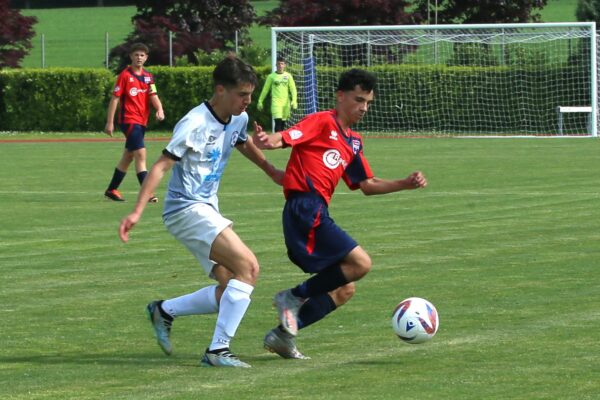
[{"xmin": 257, "ymin": 57, "xmax": 298, "ymax": 132}]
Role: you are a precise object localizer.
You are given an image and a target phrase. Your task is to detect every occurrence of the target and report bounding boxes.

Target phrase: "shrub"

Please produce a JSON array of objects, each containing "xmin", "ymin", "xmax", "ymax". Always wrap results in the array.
[
  {"xmin": 0, "ymin": 68, "xmax": 113, "ymax": 131},
  {"xmin": 0, "ymin": 66, "xmax": 272, "ymax": 132}
]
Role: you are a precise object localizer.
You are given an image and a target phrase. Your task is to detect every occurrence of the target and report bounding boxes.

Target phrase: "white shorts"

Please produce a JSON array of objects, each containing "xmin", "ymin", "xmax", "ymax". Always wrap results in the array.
[{"xmin": 163, "ymin": 203, "xmax": 232, "ymax": 278}]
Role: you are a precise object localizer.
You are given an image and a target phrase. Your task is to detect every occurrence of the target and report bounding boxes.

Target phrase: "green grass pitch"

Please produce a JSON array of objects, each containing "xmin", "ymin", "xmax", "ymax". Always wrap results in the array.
[{"xmin": 1, "ymin": 135, "xmax": 599, "ymax": 399}]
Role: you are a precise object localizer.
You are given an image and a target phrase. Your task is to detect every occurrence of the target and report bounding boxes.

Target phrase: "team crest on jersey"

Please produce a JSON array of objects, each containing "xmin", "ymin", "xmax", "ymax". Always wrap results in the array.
[
  {"xmin": 230, "ymin": 131, "xmax": 240, "ymax": 147},
  {"xmin": 329, "ymin": 130, "xmax": 338, "ymax": 140},
  {"xmin": 144, "ymin": 76, "xmax": 151, "ymax": 83},
  {"xmin": 113, "ymin": 85, "xmax": 120, "ymax": 93},
  {"xmin": 289, "ymin": 129, "xmax": 303, "ymax": 140},
  {"xmin": 352, "ymin": 139, "xmax": 361, "ymax": 154},
  {"xmin": 129, "ymin": 77, "xmax": 134, "ymax": 82}
]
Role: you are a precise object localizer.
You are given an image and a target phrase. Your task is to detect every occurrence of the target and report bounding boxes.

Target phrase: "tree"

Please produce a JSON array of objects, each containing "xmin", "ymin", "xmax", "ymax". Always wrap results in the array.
[
  {"xmin": 576, "ymin": 0, "xmax": 600, "ymax": 22},
  {"xmin": 109, "ymin": 0, "xmax": 255, "ymax": 71},
  {"xmin": 411, "ymin": 0, "xmax": 548, "ymax": 24},
  {"xmin": 0, "ymin": 0, "xmax": 37, "ymax": 68},
  {"xmin": 258, "ymin": 0, "xmax": 424, "ymax": 67},
  {"xmin": 259, "ymin": 0, "xmax": 423, "ymax": 27},
  {"xmin": 408, "ymin": 1, "xmax": 549, "ymax": 67},
  {"xmin": 570, "ymin": 1, "xmax": 597, "ymax": 67}
]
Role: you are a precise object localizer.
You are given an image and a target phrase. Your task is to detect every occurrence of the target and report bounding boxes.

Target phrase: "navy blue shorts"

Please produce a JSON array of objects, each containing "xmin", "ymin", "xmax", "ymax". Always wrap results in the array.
[
  {"xmin": 283, "ymin": 192, "xmax": 357, "ymax": 274},
  {"xmin": 120, "ymin": 123, "xmax": 146, "ymax": 151}
]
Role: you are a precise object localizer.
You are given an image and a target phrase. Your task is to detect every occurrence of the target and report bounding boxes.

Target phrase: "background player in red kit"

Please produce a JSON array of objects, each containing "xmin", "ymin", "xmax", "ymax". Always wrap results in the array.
[
  {"xmin": 253, "ymin": 69, "xmax": 428, "ymax": 359},
  {"xmin": 104, "ymin": 43, "xmax": 165, "ymax": 202}
]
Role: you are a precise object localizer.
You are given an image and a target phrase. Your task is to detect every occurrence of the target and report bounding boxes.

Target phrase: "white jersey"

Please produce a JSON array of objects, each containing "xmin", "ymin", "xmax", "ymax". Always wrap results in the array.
[{"xmin": 163, "ymin": 101, "xmax": 248, "ymax": 217}]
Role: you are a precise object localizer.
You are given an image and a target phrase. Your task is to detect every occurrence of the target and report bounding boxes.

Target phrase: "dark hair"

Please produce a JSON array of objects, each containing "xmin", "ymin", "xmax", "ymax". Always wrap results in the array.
[
  {"xmin": 336, "ymin": 69, "xmax": 376, "ymax": 93},
  {"xmin": 129, "ymin": 42, "xmax": 149, "ymax": 54},
  {"xmin": 276, "ymin": 56, "xmax": 286, "ymax": 63},
  {"xmin": 213, "ymin": 55, "xmax": 258, "ymax": 88}
]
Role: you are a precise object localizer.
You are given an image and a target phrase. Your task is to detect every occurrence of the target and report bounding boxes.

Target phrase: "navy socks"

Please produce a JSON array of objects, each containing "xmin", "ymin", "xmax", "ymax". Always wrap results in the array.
[
  {"xmin": 297, "ymin": 293, "xmax": 337, "ymax": 330},
  {"xmin": 107, "ymin": 168, "xmax": 126, "ymax": 191},
  {"xmin": 136, "ymin": 170, "xmax": 148, "ymax": 185},
  {"xmin": 291, "ymin": 264, "xmax": 348, "ymax": 299}
]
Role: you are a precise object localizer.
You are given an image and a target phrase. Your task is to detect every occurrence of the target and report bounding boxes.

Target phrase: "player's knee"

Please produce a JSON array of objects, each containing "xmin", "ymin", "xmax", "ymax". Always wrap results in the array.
[
  {"xmin": 341, "ymin": 250, "xmax": 371, "ymax": 282},
  {"xmin": 330, "ymin": 283, "xmax": 355, "ymax": 307},
  {"xmin": 236, "ymin": 256, "xmax": 260, "ymax": 285},
  {"xmin": 133, "ymin": 150, "xmax": 146, "ymax": 162},
  {"xmin": 119, "ymin": 153, "xmax": 133, "ymax": 168},
  {"xmin": 352, "ymin": 250, "xmax": 372, "ymax": 278}
]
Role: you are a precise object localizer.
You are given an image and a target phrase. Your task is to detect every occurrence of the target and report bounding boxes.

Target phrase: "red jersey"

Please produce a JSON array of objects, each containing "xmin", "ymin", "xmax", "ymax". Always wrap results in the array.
[
  {"xmin": 281, "ymin": 110, "xmax": 374, "ymax": 204},
  {"xmin": 112, "ymin": 67, "xmax": 157, "ymax": 126}
]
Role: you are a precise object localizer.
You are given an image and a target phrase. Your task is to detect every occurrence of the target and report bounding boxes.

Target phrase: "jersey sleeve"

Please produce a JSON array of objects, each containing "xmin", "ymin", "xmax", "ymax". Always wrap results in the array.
[
  {"xmin": 148, "ymin": 73, "xmax": 158, "ymax": 96},
  {"xmin": 258, "ymin": 74, "xmax": 273, "ymax": 105},
  {"xmin": 288, "ymin": 73, "xmax": 297, "ymax": 104},
  {"xmin": 235, "ymin": 113, "xmax": 249, "ymax": 145},
  {"xmin": 112, "ymin": 71, "xmax": 127, "ymax": 98},
  {"xmin": 342, "ymin": 140, "xmax": 374, "ymax": 190},
  {"xmin": 281, "ymin": 113, "xmax": 329, "ymax": 147},
  {"xmin": 165, "ymin": 115, "xmax": 195, "ymax": 159}
]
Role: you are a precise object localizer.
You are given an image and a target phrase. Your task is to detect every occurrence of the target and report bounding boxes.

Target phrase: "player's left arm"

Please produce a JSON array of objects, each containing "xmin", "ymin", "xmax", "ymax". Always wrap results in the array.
[
  {"xmin": 289, "ymin": 74, "xmax": 298, "ymax": 109},
  {"xmin": 251, "ymin": 121, "xmax": 284, "ymax": 149},
  {"xmin": 236, "ymin": 133, "xmax": 284, "ymax": 185},
  {"xmin": 150, "ymin": 93, "xmax": 165, "ymax": 121},
  {"xmin": 359, "ymin": 172, "xmax": 427, "ymax": 195}
]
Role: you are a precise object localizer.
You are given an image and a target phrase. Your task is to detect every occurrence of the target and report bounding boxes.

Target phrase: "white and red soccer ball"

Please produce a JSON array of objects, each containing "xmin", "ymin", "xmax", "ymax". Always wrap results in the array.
[{"xmin": 391, "ymin": 297, "xmax": 439, "ymax": 344}]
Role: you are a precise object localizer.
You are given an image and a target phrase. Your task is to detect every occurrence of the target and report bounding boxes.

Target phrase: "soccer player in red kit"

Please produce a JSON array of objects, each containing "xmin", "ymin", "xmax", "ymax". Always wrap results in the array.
[
  {"xmin": 253, "ymin": 69, "xmax": 428, "ymax": 359},
  {"xmin": 104, "ymin": 42, "xmax": 165, "ymax": 202}
]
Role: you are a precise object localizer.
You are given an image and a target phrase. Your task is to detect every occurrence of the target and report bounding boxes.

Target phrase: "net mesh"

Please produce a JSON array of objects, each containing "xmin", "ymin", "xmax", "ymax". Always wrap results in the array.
[{"xmin": 274, "ymin": 24, "xmax": 595, "ymax": 137}]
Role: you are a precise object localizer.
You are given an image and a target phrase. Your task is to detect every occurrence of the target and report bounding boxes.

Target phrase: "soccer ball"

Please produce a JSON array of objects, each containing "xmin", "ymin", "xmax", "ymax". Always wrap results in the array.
[{"xmin": 391, "ymin": 297, "xmax": 439, "ymax": 344}]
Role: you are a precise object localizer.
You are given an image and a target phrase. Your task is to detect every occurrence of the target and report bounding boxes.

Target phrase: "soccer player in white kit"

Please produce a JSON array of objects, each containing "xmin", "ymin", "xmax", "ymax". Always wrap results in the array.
[{"xmin": 119, "ymin": 56, "xmax": 284, "ymax": 368}]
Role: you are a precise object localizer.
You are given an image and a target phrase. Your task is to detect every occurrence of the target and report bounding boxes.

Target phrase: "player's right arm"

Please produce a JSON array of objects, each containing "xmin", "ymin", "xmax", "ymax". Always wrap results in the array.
[
  {"xmin": 106, "ymin": 72, "xmax": 127, "ymax": 136},
  {"xmin": 104, "ymin": 95, "xmax": 120, "ymax": 137},
  {"xmin": 119, "ymin": 154, "xmax": 175, "ymax": 242},
  {"xmin": 257, "ymin": 74, "xmax": 273, "ymax": 111}
]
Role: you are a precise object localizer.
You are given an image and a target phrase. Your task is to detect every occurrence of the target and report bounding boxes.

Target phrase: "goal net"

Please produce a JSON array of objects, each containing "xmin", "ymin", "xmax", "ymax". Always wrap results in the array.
[{"xmin": 272, "ymin": 23, "xmax": 597, "ymax": 137}]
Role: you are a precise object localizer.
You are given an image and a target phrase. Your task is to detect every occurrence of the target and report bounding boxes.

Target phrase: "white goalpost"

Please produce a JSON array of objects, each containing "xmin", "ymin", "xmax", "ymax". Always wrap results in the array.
[{"xmin": 271, "ymin": 22, "xmax": 597, "ymax": 137}]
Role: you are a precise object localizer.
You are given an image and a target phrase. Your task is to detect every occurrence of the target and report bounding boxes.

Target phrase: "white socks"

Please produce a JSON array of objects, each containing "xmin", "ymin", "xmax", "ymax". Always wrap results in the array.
[
  {"xmin": 158, "ymin": 279, "xmax": 254, "ymax": 352},
  {"xmin": 209, "ymin": 279, "xmax": 254, "ymax": 351},
  {"xmin": 161, "ymin": 285, "xmax": 219, "ymax": 317}
]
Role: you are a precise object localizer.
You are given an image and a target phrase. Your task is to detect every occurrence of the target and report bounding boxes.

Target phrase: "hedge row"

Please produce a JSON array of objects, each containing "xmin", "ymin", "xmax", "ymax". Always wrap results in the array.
[
  {"xmin": 0, "ymin": 66, "xmax": 271, "ymax": 132},
  {"xmin": 0, "ymin": 65, "xmax": 589, "ymax": 134},
  {"xmin": 0, "ymin": 68, "xmax": 114, "ymax": 131}
]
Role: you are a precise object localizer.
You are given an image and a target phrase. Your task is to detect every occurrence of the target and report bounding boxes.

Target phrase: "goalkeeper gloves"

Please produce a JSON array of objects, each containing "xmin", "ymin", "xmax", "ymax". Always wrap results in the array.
[
  {"xmin": 257, "ymin": 102, "xmax": 264, "ymax": 111},
  {"xmin": 291, "ymin": 101, "xmax": 297, "ymax": 110}
]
